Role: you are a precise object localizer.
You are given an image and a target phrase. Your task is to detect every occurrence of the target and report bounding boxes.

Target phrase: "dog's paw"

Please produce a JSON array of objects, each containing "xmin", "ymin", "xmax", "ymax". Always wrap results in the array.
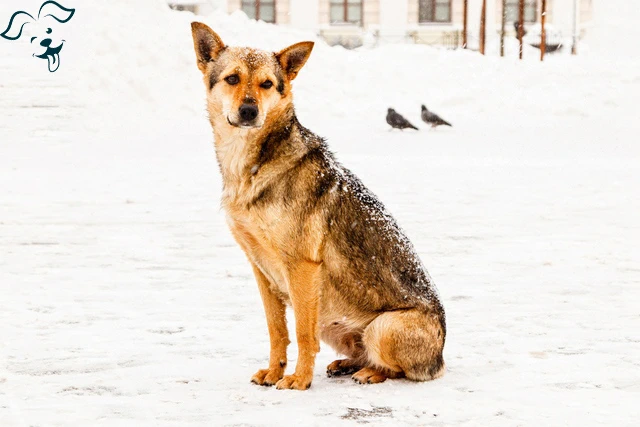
[
  {"xmin": 326, "ymin": 359, "xmax": 360, "ymax": 377},
  {"xmin": 352, "ymin": 367, "xmax": 388, "ymax": 384},
  {"xmin": 275, "ymin": 374, "xmax": 312, "ymax": 390},
  {"xmin": 251, "ymin": 368, "xmax": 284, "ymax": 386}
]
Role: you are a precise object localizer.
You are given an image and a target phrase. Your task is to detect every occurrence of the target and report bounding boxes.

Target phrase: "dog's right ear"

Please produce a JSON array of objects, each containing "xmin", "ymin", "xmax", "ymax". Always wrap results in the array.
[{"xmin": 191, "ymin": 22, "xmax": 225, "ymax": 74}]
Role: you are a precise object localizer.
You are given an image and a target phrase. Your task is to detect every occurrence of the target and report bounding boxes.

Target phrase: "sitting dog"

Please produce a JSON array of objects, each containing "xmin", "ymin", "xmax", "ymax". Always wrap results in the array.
[
  {"xmin": 190, "ymin": 22, "xmax": 446, "ymax": 390},
  {"xmin": 0, "ymin": 1, "xmax": 75, "ymax": 72}
]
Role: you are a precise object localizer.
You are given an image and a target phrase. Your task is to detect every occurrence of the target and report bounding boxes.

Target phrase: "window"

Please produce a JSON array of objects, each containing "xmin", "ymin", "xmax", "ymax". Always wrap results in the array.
[
  {"xmin": 419, "ymin": 0, "xmax": 451, "ymax": 23},
  {"xmin": 330, "ymin": 0, "xmax": 362, "ymax": 25},
  {"xmin": 242, "ymin": 0, "xmax": 276, "ymax": 24},
  {"xmin": 505, "ymin": 0, "xmax": 537, "ymax": 23}
]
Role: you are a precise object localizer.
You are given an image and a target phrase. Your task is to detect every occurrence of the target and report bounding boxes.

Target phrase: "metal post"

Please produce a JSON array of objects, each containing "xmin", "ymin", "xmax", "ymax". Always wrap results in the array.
[
  {"xmin": 540, "ymin": 0, "xmax": 547, "ymax": 60},
  {"xmin": 480, "ymin": 0, "xmax": 486, "ymax": 55},
  {"xmin": 518, "ymin": 0, "xmax": 525, "ymax": 59},
  {"xmin": 500, "ymin": 0, "xmax": 507, "ymax": 57},
  {"xmin": 463, "ymin": 0, "xmax": 468, "ymax": 49},
  {"xmin": 572, "ymin": 0, "xmax": 579, "ymax": 55}
]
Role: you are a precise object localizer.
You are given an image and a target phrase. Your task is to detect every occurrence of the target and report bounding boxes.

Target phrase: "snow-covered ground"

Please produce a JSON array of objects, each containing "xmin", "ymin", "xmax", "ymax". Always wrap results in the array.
[{"xmin": 1, "ymin": 1, "xmax": 639, "ymax": 425}]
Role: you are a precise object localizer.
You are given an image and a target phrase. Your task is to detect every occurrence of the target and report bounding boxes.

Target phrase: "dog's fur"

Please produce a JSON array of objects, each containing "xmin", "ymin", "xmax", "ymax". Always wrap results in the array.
[{"xmin": 191, "ymin": 22, "xmax": 446, "ymax": 390}]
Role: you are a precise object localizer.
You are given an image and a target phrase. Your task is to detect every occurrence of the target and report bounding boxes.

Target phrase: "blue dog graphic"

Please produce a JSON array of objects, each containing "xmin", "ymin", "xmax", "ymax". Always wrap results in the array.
[{"xmin": 1, "ymin": 1, "xmax": 75, "ymax": 72}]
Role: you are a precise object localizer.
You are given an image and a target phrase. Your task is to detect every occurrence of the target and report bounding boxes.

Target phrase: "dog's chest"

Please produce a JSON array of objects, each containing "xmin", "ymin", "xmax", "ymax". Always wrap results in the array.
[
  {"xmin": 216, "ymin": 136, "xmax": 249, "ymax": 181},
  {"xmin": 225, "ymin": 206, "xmax": 290, "ymax": 299}
]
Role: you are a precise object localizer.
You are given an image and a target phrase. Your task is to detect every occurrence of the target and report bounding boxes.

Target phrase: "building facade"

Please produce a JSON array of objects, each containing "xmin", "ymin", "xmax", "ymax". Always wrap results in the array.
[{"xmin": 175, "ymin": 0, "xmax": 593, "ymax": 49}]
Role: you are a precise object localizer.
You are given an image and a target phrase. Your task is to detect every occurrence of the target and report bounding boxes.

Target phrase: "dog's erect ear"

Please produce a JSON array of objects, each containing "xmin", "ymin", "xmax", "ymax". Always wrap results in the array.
[
  {"xmin": 191, "ymin": 22, "xmax": 225, "ymax": 74},
  {"xmin": 275, "ymin": 41, "xmax": 314, "ymax": 81},
  {"xmin": 1, "ymin": 11, "xmax": 34, "ymax": 41}
]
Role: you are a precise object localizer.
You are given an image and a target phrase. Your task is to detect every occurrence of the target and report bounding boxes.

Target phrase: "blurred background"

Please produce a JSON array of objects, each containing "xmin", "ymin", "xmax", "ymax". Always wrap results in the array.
[{"xmin": 170, "ymin": 0, "xmax": 593, "ymax": 51}]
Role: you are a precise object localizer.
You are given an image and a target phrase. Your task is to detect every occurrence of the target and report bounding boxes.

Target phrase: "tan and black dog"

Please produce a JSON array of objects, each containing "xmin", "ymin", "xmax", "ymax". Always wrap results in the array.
[{"xmin": 191, "ymin": 22, "xmax": 446, "ymax": 390}]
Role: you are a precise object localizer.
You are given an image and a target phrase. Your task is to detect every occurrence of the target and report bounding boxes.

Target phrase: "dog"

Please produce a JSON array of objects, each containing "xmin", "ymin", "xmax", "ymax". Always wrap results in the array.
[
  {"xmin": 0, "ymin": 1, "xmax": 75, "ymax": 72},
  {"xmin": 190, "ymin": 22, "xmax": 446, "ymax": 390}
]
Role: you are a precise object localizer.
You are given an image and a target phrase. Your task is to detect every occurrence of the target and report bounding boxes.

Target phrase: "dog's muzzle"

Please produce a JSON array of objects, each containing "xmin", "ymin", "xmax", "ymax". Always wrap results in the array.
[
  {"xmin": 228, "ymin": 104, "xmax": 262, "ymax": 129},
  {"xmin": 34, "ymin": 41, "xmax": 64, "ymax": 72}
]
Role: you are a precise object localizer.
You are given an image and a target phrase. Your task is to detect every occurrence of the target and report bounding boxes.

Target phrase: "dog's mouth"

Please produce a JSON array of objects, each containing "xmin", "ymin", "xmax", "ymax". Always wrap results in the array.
[
  {"xmin": 226, "ymin": 116, "xmax": 262, "ymax": 129},
  {"xmin": 35, "ymin": 42, "xmax": 64, "ymax": 72}
]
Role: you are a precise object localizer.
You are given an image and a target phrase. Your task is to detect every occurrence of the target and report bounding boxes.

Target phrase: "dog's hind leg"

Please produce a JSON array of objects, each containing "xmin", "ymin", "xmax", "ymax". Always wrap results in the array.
[
  {"xmin": 322, "ymin": 324, "xmax": 367, "ymax": 377},
  {"xmin": 354, "ymin": 308, "xmax": 445, "ymax": 383},
  {"xmin": 327, "ymin": 357, "xmax": 362, "ymax": 377},
  {"xmin": 352, "ymin": 366, "xmax": 405, "ymax": 384}
]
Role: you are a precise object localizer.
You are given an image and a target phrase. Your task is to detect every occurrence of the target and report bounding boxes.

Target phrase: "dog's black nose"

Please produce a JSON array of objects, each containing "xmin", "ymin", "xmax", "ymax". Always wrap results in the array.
[
  {"xmin": 40, "ymin": 38, "xmax": 52, "ymax": 47},
  {"xmin": 239, "ymin": 104, "xmax": 259, "ymax": 122}
]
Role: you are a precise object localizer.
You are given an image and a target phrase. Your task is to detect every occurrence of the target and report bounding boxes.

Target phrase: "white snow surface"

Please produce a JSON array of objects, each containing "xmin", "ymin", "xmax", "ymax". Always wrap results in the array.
[{"xmin": 1, "ymin": 1, "xmax": 639, "ymax": 426}]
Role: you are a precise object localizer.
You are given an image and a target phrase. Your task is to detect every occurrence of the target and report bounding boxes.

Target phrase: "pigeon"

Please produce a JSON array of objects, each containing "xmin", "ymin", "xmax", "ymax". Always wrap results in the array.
[
  {"xmin": 421, "ymin": 105, "xmax": 452, "ymax": 128},
  {"xmin": 386, "ymin": 108, "xmax": 418, "ymax": 130}
]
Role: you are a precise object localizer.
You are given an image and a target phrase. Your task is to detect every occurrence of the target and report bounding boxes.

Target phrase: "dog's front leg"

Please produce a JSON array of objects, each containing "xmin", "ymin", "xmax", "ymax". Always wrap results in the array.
[
  {"xmin": 249, "ymin": 263, "xmax": 290, "ymax": 386},
  {"xmin": 275, "ymin": 261, "xmax": 321, "ymax": 390}
]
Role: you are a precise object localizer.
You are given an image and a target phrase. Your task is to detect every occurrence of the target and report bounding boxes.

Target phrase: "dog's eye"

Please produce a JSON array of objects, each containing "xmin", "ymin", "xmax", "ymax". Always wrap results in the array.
[
  {"xmin": 224, "ymin": 75, "xmax": 240, "ymax": 85},
  {"xmin": 46, "ymin": 28, "xmax": 52, "ymax": 34},
  {"xmin": 260, "ymin": 80, "xmax": 273, "ymax": 89}
]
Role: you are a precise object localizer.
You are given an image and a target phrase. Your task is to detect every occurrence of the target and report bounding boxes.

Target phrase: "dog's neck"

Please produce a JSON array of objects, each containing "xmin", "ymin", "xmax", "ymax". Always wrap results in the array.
[{"xmin": 210, "ymin": 107, "xmax": 297, "ymax": 186}]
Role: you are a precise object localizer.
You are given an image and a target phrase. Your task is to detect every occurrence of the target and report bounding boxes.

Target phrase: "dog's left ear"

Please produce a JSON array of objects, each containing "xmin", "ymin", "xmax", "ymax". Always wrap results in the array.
[{"xmin": 276, "ymin": 41, "xmax": 314, "ymax": 81}]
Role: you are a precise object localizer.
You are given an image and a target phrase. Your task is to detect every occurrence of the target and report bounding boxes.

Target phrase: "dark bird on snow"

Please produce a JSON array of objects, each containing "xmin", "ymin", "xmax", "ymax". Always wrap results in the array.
[
  {"xmin": 421, "ymin": 105, "xmax": 452, "ymax": 128},
  {"xmin": 386, "ymin": 108, "xmax": 418, "ymax": 130}
]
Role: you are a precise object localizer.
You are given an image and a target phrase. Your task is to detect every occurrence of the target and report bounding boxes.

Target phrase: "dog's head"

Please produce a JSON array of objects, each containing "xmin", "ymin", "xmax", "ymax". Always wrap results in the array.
[
  {"xmin": 191, "ymin": 22, "xmax": 313, "ymax": 130},
  {"xmin": 0, "ymin": 1, "xmax": 75, "ymax": 72}
]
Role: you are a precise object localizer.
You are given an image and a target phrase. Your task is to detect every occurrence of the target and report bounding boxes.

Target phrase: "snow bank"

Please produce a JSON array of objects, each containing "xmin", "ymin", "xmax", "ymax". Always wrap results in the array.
[
  {"xmin": 3, "ymin": 0, "xmax": 638, "ymax": 156},
  {"xmin": 68, "ymin": 0, "xmax": 638, "ymax": 137}
]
